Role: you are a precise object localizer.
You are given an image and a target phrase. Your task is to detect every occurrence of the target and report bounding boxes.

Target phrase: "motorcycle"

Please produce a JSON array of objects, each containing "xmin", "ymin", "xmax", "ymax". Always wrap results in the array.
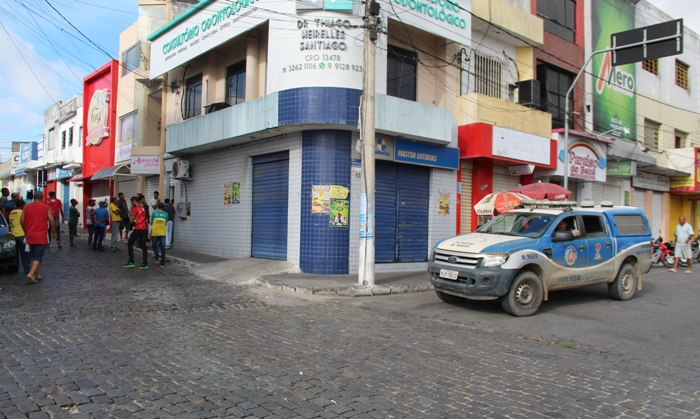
[
  {"xmin": 677, "ymin": 239, "xmax": 700, "ymax": 268},
  {"xmin": 651, "ymin": 236, "xmax": 675, "ymax": 268}
]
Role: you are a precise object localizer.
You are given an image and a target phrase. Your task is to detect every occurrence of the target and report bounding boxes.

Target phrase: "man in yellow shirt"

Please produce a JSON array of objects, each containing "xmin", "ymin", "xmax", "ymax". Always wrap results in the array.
[
  {"xmin": 109, "ymin": 196, "xmax": 122, "ymax": 252},
  {"xmin": 9, "ymin": 200, "xmax": 30, "ymax": 273}
]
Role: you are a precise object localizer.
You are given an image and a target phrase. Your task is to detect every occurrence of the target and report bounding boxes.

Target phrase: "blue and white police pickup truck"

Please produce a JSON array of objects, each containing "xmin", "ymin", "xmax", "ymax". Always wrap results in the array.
[{"xmin": 428, "ymin": 204, "xmax": 652, "ymax": 316}]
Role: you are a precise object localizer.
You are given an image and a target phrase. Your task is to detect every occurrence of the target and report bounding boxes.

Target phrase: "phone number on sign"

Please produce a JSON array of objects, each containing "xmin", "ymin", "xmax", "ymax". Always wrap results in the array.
[{"xmin": 286, "ymin": 63, "xmax": 363, "ymax": 72}]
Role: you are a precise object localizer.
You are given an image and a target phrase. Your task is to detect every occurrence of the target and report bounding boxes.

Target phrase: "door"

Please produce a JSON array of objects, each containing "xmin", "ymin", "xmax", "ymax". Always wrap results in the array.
[
  {"xmin": 375, "ymin": 161, "xmax": 430, "ymax": 263},
  {"xmin": 460, "ymin": 162, "xmax": 472, "ymax": 233},
  {"xmin": 251, "ymin": 151, "xmax": 289, "ymax": 260},
  {"xmin": 652, "ymin": 192, "xmax": 662, "ymax": 237},
  {"xmin": 550, "ymin": 215, "xmax": 588, "ymax": 288},
  {"xmin": 582, "ymin": 215, "xmax": 614, "ymax": 282},
  {"xmin": 62, "ymin": 180, "xmax": 70, "ymax": 215}
]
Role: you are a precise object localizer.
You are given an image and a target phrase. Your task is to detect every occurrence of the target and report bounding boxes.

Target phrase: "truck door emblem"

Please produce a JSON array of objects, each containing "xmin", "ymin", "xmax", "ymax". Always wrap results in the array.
[
  {"xmin": 594, "ymin": 242, "xmax": 602, "ymax": 260},
  {"xmin": 565, "ymin": 246, "xmax": 577, "ymax": 265}
]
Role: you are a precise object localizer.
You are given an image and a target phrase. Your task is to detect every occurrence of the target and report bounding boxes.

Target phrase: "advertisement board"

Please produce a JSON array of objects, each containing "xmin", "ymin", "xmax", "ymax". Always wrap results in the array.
[
  {"xmin": 492, "ymin": 126, "xmax": 551, "ymax": 165},
  {"xmin": 633, "ymin": 171, "xmax": 669, "ymax": 192},
  {"xmin": 384, "ymin": 0, "xmax": 471, "ymax": 47},
  {"xmin": 130, "ymin": 155, "xmax": 161, "ymax": 175},
  {"xmin": 669, "ymin": 149, "xmax": 700, "ymax": 193},
  {"xmin": 592, "ymin": 0, "xmax": 636, "ymax": 141},
  {"xmin": 607, "ymin": 160, "xmax": 636, "ymax": 176}
]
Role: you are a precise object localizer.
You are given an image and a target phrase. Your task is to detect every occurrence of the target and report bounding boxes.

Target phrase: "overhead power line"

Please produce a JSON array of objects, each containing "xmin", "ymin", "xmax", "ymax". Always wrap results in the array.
[{"xmin": 42, "ymin": 0, "xmax": 114, "ymax": 60}]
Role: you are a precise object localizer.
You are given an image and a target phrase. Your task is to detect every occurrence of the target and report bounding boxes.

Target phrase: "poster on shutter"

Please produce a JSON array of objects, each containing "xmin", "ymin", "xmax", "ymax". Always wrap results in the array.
[
  {"xmin": 312, "ymin": 184, "xmax": 330, "ymax": 213},
  {"xmin": 438, "ymin": 190, "xmax": 450, "ymax": 215},
  {"xmin": 224, "ymin": 183, "xmax": 233, "ymax": 205},
  {"xmin": 330, "ymin": 199, "xmax": 349, "ymax": 227}
]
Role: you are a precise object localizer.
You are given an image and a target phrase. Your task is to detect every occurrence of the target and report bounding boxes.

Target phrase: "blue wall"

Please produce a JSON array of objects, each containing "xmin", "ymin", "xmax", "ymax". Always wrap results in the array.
[
  {"xmin": 279, "ymin": 87, "xmax": 361, "ymax": 126},
  {"xmin": 300, "ymin": 130, "xmax": 352, "ymax": 274}
]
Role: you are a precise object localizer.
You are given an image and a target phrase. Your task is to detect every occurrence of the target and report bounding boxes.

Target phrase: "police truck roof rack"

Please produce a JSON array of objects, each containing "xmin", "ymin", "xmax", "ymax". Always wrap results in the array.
[{"xmin": 520, "ymin": 199, "xmax": 578, "ymax": 211}]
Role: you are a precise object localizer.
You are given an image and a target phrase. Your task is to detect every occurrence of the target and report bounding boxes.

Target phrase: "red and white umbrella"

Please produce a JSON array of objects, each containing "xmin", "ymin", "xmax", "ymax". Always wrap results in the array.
[
  {"xmin": 474, "ymin": 191, "xmax": 531, "ymax": 216},
  {"xmin": 509, "ymin": 182, "xmax": 572, "ymax": 201}
]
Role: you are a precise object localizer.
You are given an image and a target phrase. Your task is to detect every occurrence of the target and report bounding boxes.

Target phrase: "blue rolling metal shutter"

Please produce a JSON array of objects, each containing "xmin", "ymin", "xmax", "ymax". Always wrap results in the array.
[
  {"xmin": 375, "ymin": 161, "xmax": 430, "ymax": 263},
  {"xmin": 397, "ymin": 164, "xmax": 430, "ymax": 262},
  {"xmin": 375, "ymin": 161, "xmax": 398, "ymax": 263},
  {"xmin": 252, "ymin": 152, "xmax": 289, "ymax": 260}
]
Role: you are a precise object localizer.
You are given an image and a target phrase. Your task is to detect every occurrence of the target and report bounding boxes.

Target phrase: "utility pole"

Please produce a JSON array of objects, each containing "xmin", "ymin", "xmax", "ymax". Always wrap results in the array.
[
  {"xmin": 358, "ymin": 1, "xmax": 380, "ymax": 286},
  {"xmin": 158, "ymin": 0, "xmax": 172, "ymax": 200}
]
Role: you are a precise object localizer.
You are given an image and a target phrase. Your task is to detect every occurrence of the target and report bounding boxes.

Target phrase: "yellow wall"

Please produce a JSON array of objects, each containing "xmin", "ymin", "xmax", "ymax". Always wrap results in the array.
[
  {"xmin": 456, "ymin": 93, "xmax": 552, "ymax": 137},
  {"xmin": 515, "ymin": 47, "xmax": 534, "ymax": 81},
  {"xmin": 471, "ymin": 0, "xmax": 543, "ymax": 45}
]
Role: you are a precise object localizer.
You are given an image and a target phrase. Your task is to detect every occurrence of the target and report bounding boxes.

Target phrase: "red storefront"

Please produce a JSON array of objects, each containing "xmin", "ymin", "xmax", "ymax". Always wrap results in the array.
[
  {"xmin": 78, "ymin": 60, "xmax": 119, "ymax": 226},
  {"xmin": 457, "ymin": 123, "xmax": 557, "ymax": 233}
]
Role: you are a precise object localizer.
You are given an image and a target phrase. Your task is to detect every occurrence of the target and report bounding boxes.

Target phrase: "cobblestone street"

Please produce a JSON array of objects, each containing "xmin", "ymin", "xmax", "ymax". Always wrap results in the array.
[{"xmin": 1, "ymin": 246, "xmax": 699, "ymax": 418}]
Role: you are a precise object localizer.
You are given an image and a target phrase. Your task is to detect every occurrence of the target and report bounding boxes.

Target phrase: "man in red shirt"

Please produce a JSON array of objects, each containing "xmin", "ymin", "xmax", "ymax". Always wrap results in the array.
[
  {"xmin": 20, "ymin": 190, "xmax": 57, "ymax": 284},
  {"xmin": 124, "ymin": 196, "xmax": 149, "ymax": 269},
  {"xmin": 46, "ymin": 191, "xmax": 64, "ymax": 248}
]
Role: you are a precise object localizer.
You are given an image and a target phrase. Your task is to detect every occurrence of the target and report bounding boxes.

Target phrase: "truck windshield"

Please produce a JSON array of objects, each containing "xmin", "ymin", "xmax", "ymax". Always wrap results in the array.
[{"xmin": 476, "ymin": 212, "xmax": 556, "ymax": 238}]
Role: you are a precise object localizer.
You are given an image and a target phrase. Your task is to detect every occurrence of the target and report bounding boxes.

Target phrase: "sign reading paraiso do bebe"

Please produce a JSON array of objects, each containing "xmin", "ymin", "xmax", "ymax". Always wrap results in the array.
[{"xmin": 149, "ymin": 0, "xmax": 471, "ymax": 81}]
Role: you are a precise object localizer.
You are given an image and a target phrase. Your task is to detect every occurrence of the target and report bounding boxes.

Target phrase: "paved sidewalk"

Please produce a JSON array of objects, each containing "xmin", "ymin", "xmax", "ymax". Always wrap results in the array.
[{"xmin": 75, "ymin": 227, "xmax": 433, "ymax": 297}]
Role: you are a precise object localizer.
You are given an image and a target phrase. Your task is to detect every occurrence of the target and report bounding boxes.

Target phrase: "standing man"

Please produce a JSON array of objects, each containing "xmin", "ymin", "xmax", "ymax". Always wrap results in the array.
[
  {"xmin": 4, "ymin": 192, "xmax": 19, "ymax": 215},
  {"xmin": 0, "ymin": 188, "xmax": 10, "ymax": 213},
  {"xmin": 150, "ymin": 202, "xmax": 168, "ymax": 267},
  {"xmin": 150, "ymin": 191, "xmax": 160, "ymax": 211},
  {"xmin": 46, "ymin": 191, "xmax": 64, "ymax": 248},
  {"xmin": 117, "ymin": 192, "xmax": 131, "ymax": 241},
  {"xmin": 125, "ymin": 196, "xmax": 149, "ymax": 270},
  {"xmin": 92, "ymin": 200, "xmax": 109, "ymax": 251},
  {"xmin": 86, "ymin": 199, "xmax": 96, "ymax": 248},
  {"xmin": 163, "ymin": 198, "xmax": 175, "ymax": 249},
  {"xmin": 9, "ymin": 200, "xmax": 30, "ymax": 274},
  {"xmin": 68, "ymin": 199, "xmax": 80, "ymax": 248},
  {"xmin": 108, "ymin": 196, "xmax": 121, "ymax": 252},
  {"xmin": 670, "ymin": 215, "xmax": 694, "ymax": 274},
  {"xmin": 20, "ymin": 190, "xmax": 56, "ymax": 284}
]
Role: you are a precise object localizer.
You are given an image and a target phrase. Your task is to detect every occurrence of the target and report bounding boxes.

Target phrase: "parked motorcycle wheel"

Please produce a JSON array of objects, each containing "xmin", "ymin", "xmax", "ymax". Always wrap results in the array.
[
  {"xmin": 663, "ymin": 254, "xmax": 675, "ymax": 268},
  {"xmin": 679, "ymin": 257, "xmax": 688, "ymax": 268}
]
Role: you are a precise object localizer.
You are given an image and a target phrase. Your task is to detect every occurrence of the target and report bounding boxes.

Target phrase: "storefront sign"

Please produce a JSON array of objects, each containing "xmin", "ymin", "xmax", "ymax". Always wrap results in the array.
[
  {"xmin": 607, "ymin": 160, "xmax": 636, "ymax": 176},
  {"xmin": 18, "ymin": 142, "xmax": 38, "ymax": 168},
  {"xmin": 55, "ymin": 168, "xmax": 72, "ymax": 179},
  {"xmin": 633, "ymin": 171, "xmax": 670, "ymax": 192},
  {"xmin": 267, "ymin": 14, "xmax": 365, "ymax": 93},
  {"xmin": 509, "ymin": 164, "xmax": 535, "ymax": 176},
  {"xmin": 86, "ymin": 89, "xmax": 110, "ymax": 146},
  {"xmin": 11, "ymin": 154, "xmax": 19, "ymax": 169},
  {"xmin": 566, "ymin": 140, "xmax": 607, "ymax": 182},
  {"xmin": 394, "ymin": 139, "xmax": 459, "ymax": 169},
  {"xmin": 116, "ymin": 143, "xmax": 133, "ymax": 162},
  {"xmin": 37, "ymin": 141, "xmax": 43, "ymax": 160},
  {"xmin": 670, "ymin": 149, "xmax": 700, "ymax": 193},
  {"xmin": 592, "ymin": 0, "xmax": 636, "ymax": 141},
  {"xmin": 130, "ymin": 155, "xmax": 160, "ymax": 175},
  {"xmin": 386, "ymin": 0, "xmax": 470, "ymax": 47},
  {"xmin": 492, "ymin": 127, "xmax": 550, "ymax": 166},
  {"xmin": 375, "ymin": 136, "xmax": 394, "ymax": 161}
]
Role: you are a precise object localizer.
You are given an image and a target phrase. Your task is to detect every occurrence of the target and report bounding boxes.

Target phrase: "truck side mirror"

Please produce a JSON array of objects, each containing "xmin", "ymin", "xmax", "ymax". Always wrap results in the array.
[{"xmin": 552, "ymin": 230, "xmax": 575, "ymax": 242}]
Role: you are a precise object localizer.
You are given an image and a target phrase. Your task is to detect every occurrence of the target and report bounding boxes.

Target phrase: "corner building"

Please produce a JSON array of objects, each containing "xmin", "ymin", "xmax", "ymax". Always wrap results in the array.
[{"xmin": 151, "ymin": 0, "xmax": 465, "ymax": 274}]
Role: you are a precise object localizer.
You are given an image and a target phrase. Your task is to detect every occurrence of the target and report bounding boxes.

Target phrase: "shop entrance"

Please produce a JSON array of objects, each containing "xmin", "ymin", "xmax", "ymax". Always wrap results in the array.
[
  {"xmin": 375, "ymin": 161, "xmax": 430, "ymax": 263},
  {"xmin": 251, "ymin": 151, "xmax": 289, "ymax": 260}
]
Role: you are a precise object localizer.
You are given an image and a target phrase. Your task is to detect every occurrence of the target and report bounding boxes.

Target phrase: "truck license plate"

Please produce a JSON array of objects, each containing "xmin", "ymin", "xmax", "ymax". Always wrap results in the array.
[{"xmin": 439, "ymin": 269, "xmax": 459, "ymax": 280}]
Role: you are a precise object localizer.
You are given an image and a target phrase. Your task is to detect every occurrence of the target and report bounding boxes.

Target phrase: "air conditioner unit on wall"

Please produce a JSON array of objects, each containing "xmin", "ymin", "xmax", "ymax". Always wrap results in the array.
[
  {"xmin": 516, "ymin": 79, "xmax": 541, "ymax": 108},
  {"xmin": 172, "ymin": 160, "xmax": 192, "ymax": 180}
]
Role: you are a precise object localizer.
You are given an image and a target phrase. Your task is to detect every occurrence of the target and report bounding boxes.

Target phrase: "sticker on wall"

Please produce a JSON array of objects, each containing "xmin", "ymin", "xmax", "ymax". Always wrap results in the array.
[
  {"xmin": 438, "ymin": 190, "xmax": 450, "ymax": 215},
  {"xmin": 312, "ymin": 184, "xmax": 330, "ymax": 213},
  {"xmin": 330, "ymin": 199, "xmax": 349, "ymax": 228},
  {"xmin": 224, "ymin": 182, "xmax": 240, "ymax": 205},
  {"xmin": 330, "ymin": 185, "xmax": 349, "ymax": 200}
]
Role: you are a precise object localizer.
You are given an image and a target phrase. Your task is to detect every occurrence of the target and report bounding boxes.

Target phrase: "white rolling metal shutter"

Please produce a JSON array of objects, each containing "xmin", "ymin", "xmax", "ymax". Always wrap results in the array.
[
  {"xmin": 633, "ymin": 189, "xmax": 645, "ymax": 209},
  {"xmin": 604, "ymin": 184, "xmax": 622, "ymax": 205},
  {"xmin": 492, "ymin": 173, "xmax": 519, "ymax": 194},
  {"xmin": 652, "ymin": 192, "xmax": 663, "ymax": 237},
  {"xmin": 116, "ymin": 179, "xmax": 136, "ymax": 200},
  {"xmin": 591, "ymin": 183, "xmax": 605, "ymax": 203},
  {"xmin": 146, "ymin": 176, "xmax": 160, "ymax": 199},
  {"xmin": 461, "ymin": 162, "xmax": 473, "ymax": 233}
]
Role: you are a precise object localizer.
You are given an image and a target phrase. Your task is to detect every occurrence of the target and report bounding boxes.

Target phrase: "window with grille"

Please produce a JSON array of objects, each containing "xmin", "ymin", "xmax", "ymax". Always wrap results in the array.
[
  {"xmin": 226, "ymin": 61, "xmax": 246, "ymax": 106},
  {"xmin": 537, "ymin": 0, "xmax": 576, "ymax": 43},
  {"xmin": 68, "ymin": 126, "xmax": 73, "ymax": 146},
  {"xmin": 676, "ymin": 60, "xmax": 689, "ymax": 90},
  {"xmin": 61, "ymin": 130, "xmax": 66, "ymax": 149},
  {"xmin": 78, "ymin": 126, "xmax": 82, "ymax": 147},
  {"xmin": 675, "ymin": 129, "xmax": 687, "ymax": 148},
  {"xmin": 537, "ymin": 63, "xmax": 574, "ymax": 129},
  {"xmin": 387, "ymin": 45, "xmax": 417, "ymax": 101},
  {"xmin": 644, "ymin": 119, "xmax": 660, "ymax": 150},
  {"xmin": 474, "ymin": 52, "xmax": 504, "ymax": 99},
  {"xmin": 48, "ymin": 128, "xmax": 55, "ymax": 150},
  {"xmin": 642, "ymin": 59, "xmax": 658, "ymax": 75},
  {"xmin": 184, "ymin": 74, "xmax": 203, "ymax": 119},
  {"xmin": 121, "ymin": 43, "xmax": 140, "ymax": 76}
]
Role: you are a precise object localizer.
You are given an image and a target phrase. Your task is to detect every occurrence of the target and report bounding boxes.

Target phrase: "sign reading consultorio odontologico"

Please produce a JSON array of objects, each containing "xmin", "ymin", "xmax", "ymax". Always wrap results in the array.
[{"xmin": 149, "ymin": 0, "xmax": 471, "ymax": 79}]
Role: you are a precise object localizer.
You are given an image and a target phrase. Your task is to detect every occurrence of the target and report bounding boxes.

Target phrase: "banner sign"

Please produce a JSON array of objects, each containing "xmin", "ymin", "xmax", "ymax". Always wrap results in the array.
[
  {"xmin": 592, "ymin": 0, "xmax": 636, "ymax": 141},
  {"xmin": 670, "ymin": 149, "xmax": 700, "ymax": 193},
  {"xmin": 130, "ymin": 155, "xmax": 161, "ymax": 175},
  {"xmin": 633, "ymin": 171, "xmax": 669, "ymax": 192},
  {"xmin": 394, "ymin": 139, "xmax": 459, "ymax": 169},
  {"xmin": 607, "ymin": 160, "xmax": 636, "ymax": 176},
  {"xmin": 509, "ymin": 164, "xmax": 535, "ymax": 176},
  {"xmin": 492, "ymin": 126, "xmax": 550, "ymax": 166}
]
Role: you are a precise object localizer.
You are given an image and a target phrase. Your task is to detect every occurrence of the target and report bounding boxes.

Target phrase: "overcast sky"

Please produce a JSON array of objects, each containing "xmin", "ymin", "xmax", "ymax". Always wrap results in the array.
[{"xmin": 0, "ymin": 0, "xmax": 695, "ymax": 161}]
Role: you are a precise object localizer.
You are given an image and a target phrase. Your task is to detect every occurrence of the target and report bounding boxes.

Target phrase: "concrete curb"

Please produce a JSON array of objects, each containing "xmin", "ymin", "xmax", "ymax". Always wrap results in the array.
[{"xmin": 252, "ymin": 277, "xmax": 434, "ymax": 297}]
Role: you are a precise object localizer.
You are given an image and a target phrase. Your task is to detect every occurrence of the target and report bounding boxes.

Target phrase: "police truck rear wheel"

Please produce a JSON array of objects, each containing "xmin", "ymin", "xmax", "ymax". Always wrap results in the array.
[
  {"xmin": 435, "ymin": 290, "xmax": 465, "ymax": 304},
  {"xmin": 500, "ymin": 271, "xmax": 543, "ymax": 317},
  {"xmin": 609, "ymin": 263, "xmax": 636, "ymax": 301}
]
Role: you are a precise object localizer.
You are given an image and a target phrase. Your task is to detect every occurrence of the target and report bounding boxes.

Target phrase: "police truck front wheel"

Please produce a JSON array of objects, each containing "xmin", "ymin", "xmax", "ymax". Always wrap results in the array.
[
  {"xmin": 609, "ymin": 263, "xmax": 636, "ymax": 301},
  {"xmin": 500, "ymin": 271, "xmax": 543, "ymax": 317}
]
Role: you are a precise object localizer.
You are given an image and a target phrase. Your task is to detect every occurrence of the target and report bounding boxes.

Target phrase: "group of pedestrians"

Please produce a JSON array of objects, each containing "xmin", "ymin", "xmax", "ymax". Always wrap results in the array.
[{"xmin": 85, "ymin": 191, "xmax": 175, "ymax": 270}]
